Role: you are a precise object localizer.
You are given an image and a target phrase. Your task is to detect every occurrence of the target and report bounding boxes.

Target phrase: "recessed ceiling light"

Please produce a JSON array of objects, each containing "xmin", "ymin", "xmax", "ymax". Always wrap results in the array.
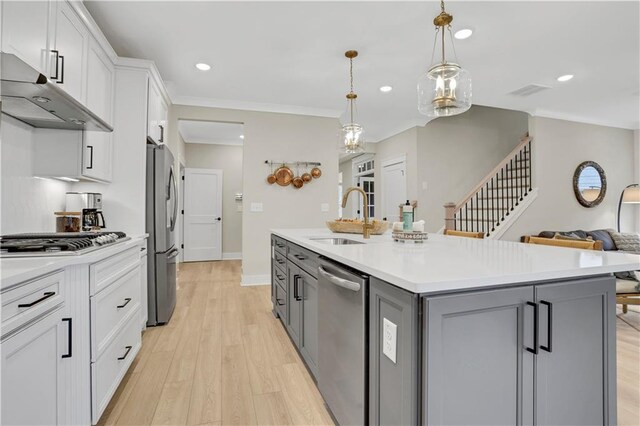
[
  {"xmin": 454, "ymin": 29, "xmax": 473, "ymax": 40},
  {"xmin": 239, "ymin": 135, "xmax": 244, "ymax": 139},
  {"xmin": 379, "ymin": 86, "xmax": 393, "ymax": 93},
  {"xmin": 557, "ymin": 74, "xmax": 574, "ymax": 82},
  {"xmin": 195, "ymin": 63, "xmax": 211, "ymax": 71}
]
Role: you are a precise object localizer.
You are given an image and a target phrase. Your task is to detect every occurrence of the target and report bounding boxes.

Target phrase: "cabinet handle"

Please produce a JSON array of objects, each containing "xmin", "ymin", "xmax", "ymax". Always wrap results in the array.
[
  {"xmin": 50, "ymin": 50, "xmax": 60, "ymax": 80},
  {"xmin": 61, "ymin": 318, "xmax": 72, "ymax": 358},
  {"xmin": 18, "ymin": 291, "xmax": 55, "ymax": 308},
  {"xmin": 294, "ymin": 254, "xmax": 307, "ymax": 261},
  {"xmin": 86, "ymin": 145, "xmax": 94, "ymax": 169},
  {"xmin": 56, "ymin": 55, "xmax": 65, "ymax": 84},
  {"xmin": 540, "ymin": 300, "xmax": 553, "ymax": 353},
  {"xmin": 276, "ymin": 258, "xmax": 285, "ymax": 265},
  {"xmin": 118, "ymin": 346, "xmax": 133, "ymax": 361},
  {"xmin": 293, "ymin": 275, "xmax": 301, "ymax": 301},
  {"xmin": 276, "ymin": 298, "xmax": 285, "ymax": 306},
  {"xmin": 117, "ymin": 298, "xmax": 132, "ymax": 309},
  {"xmin": 159, "ymin": 124, "xmax": 164, "ymax": 143},
  {"xmin": 525, "ymin": 301, "xmax": 538, "ymax": 355}
]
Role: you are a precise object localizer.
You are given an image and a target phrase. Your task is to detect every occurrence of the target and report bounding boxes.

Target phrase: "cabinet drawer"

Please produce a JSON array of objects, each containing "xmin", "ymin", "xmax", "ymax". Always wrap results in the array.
[
  {"xmin": 272, "ymin": 235, "xmax": 287, "ymax": 254},
  {"xmin": 274, "ymin": 281, "xmax": 287, "ymax": 322},
  {"xmin": 1, "ymin": 271, "xmax": 65, "ymax": 338},
  {"xmin": 91, "ymin": 264, "xmax": 141, "ymax": 360},
  {"xmin": 90, "ymin": 245, "xmax": 140, "ymax": 295},
  {"xmin": 273, "ymin": 249, "xmax": 287, "ymax": 273},
  {"xmin": 287, "ymin": 243, "xmax": 320, "ymax": 278},
  {"xmin": 273, "ymin": 266, "xmax": 287, "ymax": 291},
  {"xmin": 91, "ymin": 307, "xmax": 141, "ymax": 424}
]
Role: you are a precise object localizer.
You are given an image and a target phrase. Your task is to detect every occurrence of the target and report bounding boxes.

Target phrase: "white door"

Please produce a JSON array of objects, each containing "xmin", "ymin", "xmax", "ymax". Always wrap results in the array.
[
  {"xmin": 184, "ymin": 168, "xmax": 223, "ymax": 262},
  {"xmin": 382, "ymin": 160, "xmax": 407, "ymax": 222}
]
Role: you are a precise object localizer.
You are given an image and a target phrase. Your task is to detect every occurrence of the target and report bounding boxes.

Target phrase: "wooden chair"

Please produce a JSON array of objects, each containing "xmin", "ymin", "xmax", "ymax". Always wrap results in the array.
[
  {"xmin": 444, "ymin": 229, "xmax": 485, "ymax": 239},
  {"xmin": 523, "ymin": 235, "xmax": 603, "ymax": 250},
  {"xmin": 524, "ymin": 236, "xmax": 639, "ymax": 312}
]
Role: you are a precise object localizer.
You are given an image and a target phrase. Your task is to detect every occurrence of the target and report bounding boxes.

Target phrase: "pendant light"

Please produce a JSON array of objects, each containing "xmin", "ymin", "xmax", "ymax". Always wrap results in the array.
[
  {"xmin": 417, "ymin": 0, "xmax": 472, "ymax": 117},
  {"xmin": 339, "ymin": 50, "xmax": 365, "ymax": 154}
]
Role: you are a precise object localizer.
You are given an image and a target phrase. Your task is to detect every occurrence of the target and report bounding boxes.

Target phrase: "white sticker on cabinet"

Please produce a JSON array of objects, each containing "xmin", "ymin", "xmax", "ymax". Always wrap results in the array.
[{"xmin": 383, "ymin": 317, "xmax": 397, "ymax": 363}]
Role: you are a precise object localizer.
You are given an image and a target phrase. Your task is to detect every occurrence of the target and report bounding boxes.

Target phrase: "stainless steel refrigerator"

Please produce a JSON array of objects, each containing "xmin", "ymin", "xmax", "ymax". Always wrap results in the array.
[{"xmin": 146, "ymin": 143, "xmax": 178, "ymax": 326}]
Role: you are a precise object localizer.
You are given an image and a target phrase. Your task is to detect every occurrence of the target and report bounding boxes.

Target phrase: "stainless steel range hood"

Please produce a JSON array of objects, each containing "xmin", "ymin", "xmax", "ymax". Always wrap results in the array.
[{"xmin": 1, "ymin": 53, "xmax": 113, "ymax": 132}]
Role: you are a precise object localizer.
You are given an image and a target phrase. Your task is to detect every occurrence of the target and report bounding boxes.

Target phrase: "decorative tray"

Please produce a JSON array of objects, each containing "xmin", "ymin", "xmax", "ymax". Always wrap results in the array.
[
  {"xmin": 392, "ymin": 231, "xmax": 429, "ymax": 243},
  {"xmin": 326, "ymin": 219, "xmax": 389, "ymax": 235}
]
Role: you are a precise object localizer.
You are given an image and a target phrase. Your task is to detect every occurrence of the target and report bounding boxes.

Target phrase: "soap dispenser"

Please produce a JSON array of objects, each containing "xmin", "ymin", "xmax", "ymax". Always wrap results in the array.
[{"xmin": 402, "ymin": 200, "xmax": 413, "ymax": 231}]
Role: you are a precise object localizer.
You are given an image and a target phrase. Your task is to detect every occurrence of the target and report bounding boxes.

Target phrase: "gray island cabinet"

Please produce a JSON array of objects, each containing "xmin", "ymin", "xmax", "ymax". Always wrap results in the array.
[{"xmin": 271, "ymin": 232, "xmax": 620, "ymax": 425}]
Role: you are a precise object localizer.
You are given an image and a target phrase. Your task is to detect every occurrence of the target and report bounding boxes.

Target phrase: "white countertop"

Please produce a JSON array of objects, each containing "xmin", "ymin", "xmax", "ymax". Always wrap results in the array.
[
  {"xmin": 1, "ymin": 236, "xmax": 146, "ymax": 290},
  {"xmin": 272, "ymin": 229, "xmax": 640, "ymax": 294}
]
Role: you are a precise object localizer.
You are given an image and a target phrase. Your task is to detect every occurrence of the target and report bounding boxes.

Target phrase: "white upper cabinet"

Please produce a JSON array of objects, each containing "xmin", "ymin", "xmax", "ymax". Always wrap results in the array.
[
  {"xmin": 1, "ymin": 0, "xmax": 56, "ymax": 76},
  {"xmin": 85, "ymin": 39, "xmax": 114, "ymax": 125},
  {"xmin": 52, "ymin": 0, "xmax": 89, "ymax": 103},
  {"xmin": 147, "ymin": 78, "xmax": 168, "ymax": 144}
]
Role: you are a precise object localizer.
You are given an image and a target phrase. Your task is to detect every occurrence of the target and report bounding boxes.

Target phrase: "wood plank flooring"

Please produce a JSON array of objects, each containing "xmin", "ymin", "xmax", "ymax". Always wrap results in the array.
[
  {"xmin": 98, "ymin": 260, "xmax": 333, "ymax": 426},
  {"xmin": 100, "ymin": 261, "xmax": 640, "ymax": 425}
]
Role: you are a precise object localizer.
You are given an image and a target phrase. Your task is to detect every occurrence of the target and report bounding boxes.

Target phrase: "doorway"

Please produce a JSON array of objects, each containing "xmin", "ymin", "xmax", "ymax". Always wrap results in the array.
[
  {"xmin": 382, "ymin": 156, "xmax": 407, "ymax": 222},
  {"xmin": 178, "ymin": 120, "xmax": 244, "ymax": 262},
  {"xmin": 183, "ymin": 168, "xmax": 223, "ymax": 261}
]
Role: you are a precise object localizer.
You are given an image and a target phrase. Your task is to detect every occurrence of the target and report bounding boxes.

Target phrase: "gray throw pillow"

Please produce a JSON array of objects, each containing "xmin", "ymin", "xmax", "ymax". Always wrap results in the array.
[
  {"xmin": 609, "ymin": 231, "xmax": 640, "ymax": 253},
  {"xmin": 586, "ymin": 229, "xmax": 617, "ymax": 251}
]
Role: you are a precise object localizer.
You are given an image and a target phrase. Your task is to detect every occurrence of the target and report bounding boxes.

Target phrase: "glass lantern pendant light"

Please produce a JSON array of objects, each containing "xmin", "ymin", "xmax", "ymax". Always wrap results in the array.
[
  {"xmin": 339, "ymin": 50, "xmax": 365, "ymax": 154},
  {"xmin": 417, "ymin": 0, "xmax": 472, "ymax": 117}
]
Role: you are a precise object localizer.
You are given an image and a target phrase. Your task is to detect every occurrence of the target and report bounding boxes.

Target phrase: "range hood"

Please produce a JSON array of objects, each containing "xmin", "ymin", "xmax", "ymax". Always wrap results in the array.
[{"xmin": 1, "ymin": 53, "xmax": 113, "ymax": 132}]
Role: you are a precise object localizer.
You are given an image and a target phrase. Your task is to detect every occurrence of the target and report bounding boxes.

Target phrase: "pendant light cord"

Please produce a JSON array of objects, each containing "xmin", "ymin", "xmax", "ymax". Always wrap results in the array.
[{"xmin": 349, "ymin": 56, "xmax": 354, "ymax": 124}]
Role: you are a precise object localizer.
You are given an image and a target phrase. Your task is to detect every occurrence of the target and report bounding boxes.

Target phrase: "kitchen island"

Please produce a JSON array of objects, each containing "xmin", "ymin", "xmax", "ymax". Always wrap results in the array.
[{"xmin": 270, "ymin": 228, "xmax": 639, "ymax": 426}]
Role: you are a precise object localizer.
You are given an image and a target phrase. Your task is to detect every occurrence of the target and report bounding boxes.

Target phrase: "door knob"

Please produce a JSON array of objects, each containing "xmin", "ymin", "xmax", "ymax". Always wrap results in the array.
[{"xmin": 216, "ymin": 217, "xmax": 222, "ymax": 221}]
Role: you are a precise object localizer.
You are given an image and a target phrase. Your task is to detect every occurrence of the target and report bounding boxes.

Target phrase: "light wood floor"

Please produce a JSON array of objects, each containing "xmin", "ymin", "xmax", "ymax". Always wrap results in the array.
[
  {"xmin": 100, "ymin": 261, "xmax": 640, "ymax": 425},
  {"xmin": 98, "ymin": 260, "xmax": 333, "ymax": 426}
]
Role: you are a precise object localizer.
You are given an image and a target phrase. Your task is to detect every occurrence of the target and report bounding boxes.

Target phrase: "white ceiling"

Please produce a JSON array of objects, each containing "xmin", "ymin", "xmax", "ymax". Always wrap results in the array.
[
  {"xmin": 85, "ymin": 1, "xmax": 640, "ymax": 141},
  {"xmin": 178, "ymin": 120, "xmax": 244, "ymax": 145}
]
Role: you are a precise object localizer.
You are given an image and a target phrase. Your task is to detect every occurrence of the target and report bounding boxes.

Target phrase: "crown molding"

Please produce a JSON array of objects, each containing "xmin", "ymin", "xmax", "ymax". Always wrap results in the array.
[
  {"xmin": 182, "ymin": 137, "xmax": 243, "ymax": 146},
  {"xmin": 171, "ymin": 95, "xmax": 341, "ymax": 119}
]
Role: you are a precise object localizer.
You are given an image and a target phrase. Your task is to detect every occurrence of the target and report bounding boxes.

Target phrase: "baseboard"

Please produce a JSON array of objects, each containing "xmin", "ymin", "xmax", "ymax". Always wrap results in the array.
[
  {"xmin": 241, "ymin": 274, "xmax": 271, "ymax": 286},
  {"xmin": 222, "ymin": 252, "xmax": 242, "ymax": 260}
]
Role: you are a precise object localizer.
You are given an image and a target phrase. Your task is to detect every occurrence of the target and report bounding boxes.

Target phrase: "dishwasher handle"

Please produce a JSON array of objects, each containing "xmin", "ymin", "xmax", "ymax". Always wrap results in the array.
[{"xmin": 318, "ymin": 266, "xmax": 361, "ymax": 292}]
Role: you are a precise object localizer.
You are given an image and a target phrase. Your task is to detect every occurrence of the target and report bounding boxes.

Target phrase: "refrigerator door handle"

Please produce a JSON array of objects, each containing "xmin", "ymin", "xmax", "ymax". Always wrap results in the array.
[
  {"xmin": 169, "ymin": 166, "xmax": 178, "ymax": 232},
  {"xmin": 167, "ymin": 247, "xmax": 180, "ymax": 259}
]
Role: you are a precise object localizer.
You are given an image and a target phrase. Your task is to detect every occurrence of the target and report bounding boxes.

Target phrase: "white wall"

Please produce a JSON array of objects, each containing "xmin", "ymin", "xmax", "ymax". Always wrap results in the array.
[
  {"xmin": 1, "ymin": 116, "xmax": 71, "ymax": 234},
  {"xmin": 185, "ymin": 142, "xmax": 243, "ymax": 257},
  {"xmin": 169, "ymin": 105, "xmax": 339, "ymax": 284},
  {"xmin": 416, "ymin": 106, "xmax": 529, "ymax": 231},
  {"xmin": 502, "ymin": 117, "xmax": 637, "ymax": 240}
]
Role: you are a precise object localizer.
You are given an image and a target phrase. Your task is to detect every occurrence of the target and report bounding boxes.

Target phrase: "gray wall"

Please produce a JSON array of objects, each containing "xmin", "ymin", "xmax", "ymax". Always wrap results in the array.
[
  {"xmin": 185, "ymin": 142, "xmax": 244, "ymax": 256},
  {"xmin": 502, "ymin": 116, "xmax": 638, "ymax": 240},
  {"xmin": 416, "ymin": 106, "xmax": 530, "ymax": 231},
  {"xmin": 169, "ymin": 105, "xmax": 339, "ymax": 284}
]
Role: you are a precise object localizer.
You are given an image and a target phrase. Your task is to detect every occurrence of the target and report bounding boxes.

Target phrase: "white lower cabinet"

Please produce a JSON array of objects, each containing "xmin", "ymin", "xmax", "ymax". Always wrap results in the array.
[
  {"xmin": 91, "ymin": 307, "xmax": 141, "ymax": 423},
  {"xmin": 1, "ymin": 271, "xmax": 70, "ymax": 426},
  {"xmin": 1, "ymin": 308, "xmax": 68, "ymax": 426}
]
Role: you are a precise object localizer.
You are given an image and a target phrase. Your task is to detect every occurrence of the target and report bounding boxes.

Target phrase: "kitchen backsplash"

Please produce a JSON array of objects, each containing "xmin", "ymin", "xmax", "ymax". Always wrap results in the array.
[{"xmin": 1, "ymin": 116, "xmax": 71, "ymax": 234}]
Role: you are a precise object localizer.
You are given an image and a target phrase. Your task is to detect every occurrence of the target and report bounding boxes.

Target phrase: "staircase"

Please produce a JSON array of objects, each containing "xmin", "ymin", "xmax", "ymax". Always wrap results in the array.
[{"xmin": 444, "ymin": 134, "xmax": 537, "ymax": 239}]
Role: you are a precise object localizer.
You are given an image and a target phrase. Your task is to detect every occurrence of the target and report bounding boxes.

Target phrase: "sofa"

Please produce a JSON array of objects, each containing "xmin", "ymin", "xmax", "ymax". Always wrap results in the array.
[{"xmin": 523, "ymin": 229, "xmax": 640, "ymax": 313}]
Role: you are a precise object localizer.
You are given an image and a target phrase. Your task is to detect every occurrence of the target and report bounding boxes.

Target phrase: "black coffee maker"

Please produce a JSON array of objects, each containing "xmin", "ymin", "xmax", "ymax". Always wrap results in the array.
[{"xmin": 66, "ymin": 192, "xmax": 106, "ymax": 231}]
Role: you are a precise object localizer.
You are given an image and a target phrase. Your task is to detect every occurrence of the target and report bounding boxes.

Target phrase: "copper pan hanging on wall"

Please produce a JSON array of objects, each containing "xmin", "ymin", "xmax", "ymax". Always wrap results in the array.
[{"xmin": 274, "ymin": 164, "xmax": 294, "ymax": 186}]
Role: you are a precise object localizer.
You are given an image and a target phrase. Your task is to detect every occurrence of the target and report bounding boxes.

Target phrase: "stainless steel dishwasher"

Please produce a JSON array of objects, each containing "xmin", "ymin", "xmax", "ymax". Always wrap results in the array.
[{"xmin": 317, "ymin": 258, "xmax": 369, "ymax": 426}]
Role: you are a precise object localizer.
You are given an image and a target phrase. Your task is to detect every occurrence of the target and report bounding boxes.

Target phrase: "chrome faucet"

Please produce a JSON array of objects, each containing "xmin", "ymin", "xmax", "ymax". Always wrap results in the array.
[{"xmin": 342, "ymin": 187, "xmax": 373, "ymax": 239}]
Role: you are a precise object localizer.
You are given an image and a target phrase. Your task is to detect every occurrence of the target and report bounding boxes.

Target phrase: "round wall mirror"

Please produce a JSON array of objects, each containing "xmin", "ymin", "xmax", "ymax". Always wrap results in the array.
[{"xmin": 573, "ymin": 161, "xmax": 606, "ymax": 207}]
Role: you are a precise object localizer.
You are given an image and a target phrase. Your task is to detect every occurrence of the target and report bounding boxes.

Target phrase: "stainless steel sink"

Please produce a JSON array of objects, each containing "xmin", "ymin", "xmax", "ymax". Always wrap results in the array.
[{"xmin": 309, "ymin": 237, "xmax": 364, "ymax": 245}]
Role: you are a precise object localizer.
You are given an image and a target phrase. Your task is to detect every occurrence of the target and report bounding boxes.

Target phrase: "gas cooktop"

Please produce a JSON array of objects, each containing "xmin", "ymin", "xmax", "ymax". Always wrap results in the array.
[{"xmin": 0, "ymin": 232, "xmax": 129, "ymax": 257}]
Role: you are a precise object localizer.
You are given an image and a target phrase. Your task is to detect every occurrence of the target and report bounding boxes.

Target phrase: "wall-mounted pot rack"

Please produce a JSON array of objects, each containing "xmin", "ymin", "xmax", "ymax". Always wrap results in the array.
[{"xmin": 265, "ymin": 160, "xmax": 322, "ymax": 189}]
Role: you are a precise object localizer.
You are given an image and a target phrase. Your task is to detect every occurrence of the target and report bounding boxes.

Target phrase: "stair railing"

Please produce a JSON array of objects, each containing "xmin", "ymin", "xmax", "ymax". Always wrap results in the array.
[{"xmin": 444, "ymin": 134, "xmax": 532, "ymax": 237}]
